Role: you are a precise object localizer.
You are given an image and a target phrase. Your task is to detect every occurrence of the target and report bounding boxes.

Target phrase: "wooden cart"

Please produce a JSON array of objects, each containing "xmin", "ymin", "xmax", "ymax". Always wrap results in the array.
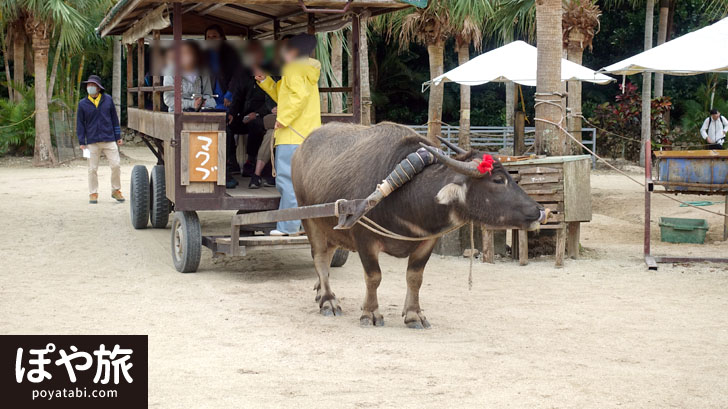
[{"xmin": 96, "ymin": 0, "xmax": 416, "ymax": 272}]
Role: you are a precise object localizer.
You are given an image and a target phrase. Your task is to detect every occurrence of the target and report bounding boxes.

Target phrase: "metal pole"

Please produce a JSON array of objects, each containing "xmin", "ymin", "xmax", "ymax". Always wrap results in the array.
[{"xmin": 644, "ymin": 139, "xmax": 653, "ymax": 263}]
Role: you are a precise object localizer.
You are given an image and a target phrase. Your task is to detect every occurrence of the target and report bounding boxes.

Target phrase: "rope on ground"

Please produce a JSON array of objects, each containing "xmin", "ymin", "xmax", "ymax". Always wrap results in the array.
[
  {"xmin": 535, "ymin": 116, "xmax": 728, "ymax": 218},
  {"xmin": 0, "ymin": 109, "xmax": 36, "ymax": 129}
]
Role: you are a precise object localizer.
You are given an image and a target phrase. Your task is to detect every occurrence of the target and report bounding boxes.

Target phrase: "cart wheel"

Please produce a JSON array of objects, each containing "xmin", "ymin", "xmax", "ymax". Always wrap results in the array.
[
  {"xmin": 330, "ymin": 248, "xmax": 349, "ymax": 267},
  {"xmin": 130, "ymin": 165, "xmax": 150, "ymax": 229},
  {"xmin": 171, "ymin": 211, "xmax": 202, "ymax": 273},
  {"xmin": 149, "ymin": 165, "xmax": 170, "ymax": 228}
]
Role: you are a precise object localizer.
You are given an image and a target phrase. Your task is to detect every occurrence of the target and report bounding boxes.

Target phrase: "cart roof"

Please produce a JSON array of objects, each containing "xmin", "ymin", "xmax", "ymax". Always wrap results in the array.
[{"xmin": 97, "ymin": 0, "xmax": 421, "ymax": 38}]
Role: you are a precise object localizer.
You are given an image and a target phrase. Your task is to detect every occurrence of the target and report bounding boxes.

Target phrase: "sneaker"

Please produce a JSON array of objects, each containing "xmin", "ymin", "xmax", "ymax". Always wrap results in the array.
[
  {"xmin": 226, "ymin": 178, "xmax": 239, "ymax": 189},
  {"xmin": 262, "ymin": 177, "xmax": 276, "ymax": 187},
  {"xmin": 111, "ymin": 190, "xmax": 125, "ymax": 202},
  {"xmin": 269, "ymin": 229, "xmax": 287, "ymax": 236},
  {"xmin": 249, "ymin": 175, "xmax": 262, "ymax": 189},
  {"xmin": 89, "ymin": 194, "xmax": 98, "ymax": 204}
]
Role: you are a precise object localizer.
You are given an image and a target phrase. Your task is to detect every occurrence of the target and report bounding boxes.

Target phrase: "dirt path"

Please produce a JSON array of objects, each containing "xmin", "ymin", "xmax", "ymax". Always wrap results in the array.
[{"xmin": 1, "ymin": 148, "xmax": 728, "ymax": 408}]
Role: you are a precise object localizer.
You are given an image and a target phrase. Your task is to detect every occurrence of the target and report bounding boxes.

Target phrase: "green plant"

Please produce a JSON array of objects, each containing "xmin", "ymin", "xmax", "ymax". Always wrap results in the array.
[
  {"xmin": 591, "ymin": 81, "xmax": 673, "ymax": 161},
  {"xmin": 0, "ymin": 84, "xmax": 35, "ymax": 155}
]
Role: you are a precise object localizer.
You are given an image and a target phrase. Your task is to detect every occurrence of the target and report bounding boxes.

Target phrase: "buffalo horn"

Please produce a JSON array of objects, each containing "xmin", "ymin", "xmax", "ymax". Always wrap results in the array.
[
  {"xmin": 420, "ymin": 143, "xmax": 483, "ymax": 178},
  {"xmin": 436, "ymin": 136, "xmax": 467, "ymax": 155}
]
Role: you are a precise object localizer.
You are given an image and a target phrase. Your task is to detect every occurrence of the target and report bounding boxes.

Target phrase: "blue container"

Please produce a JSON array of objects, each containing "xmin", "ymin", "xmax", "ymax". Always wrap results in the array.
[{"xmin": 654, "ymin": 150, "xmax": 728, "ymax": 193}]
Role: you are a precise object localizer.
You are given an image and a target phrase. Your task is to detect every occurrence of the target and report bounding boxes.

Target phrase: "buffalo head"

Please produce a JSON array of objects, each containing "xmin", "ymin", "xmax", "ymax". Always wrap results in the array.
[{"xmin": 422, "ymin": 140, "xmax": 546, "ymax": 230}]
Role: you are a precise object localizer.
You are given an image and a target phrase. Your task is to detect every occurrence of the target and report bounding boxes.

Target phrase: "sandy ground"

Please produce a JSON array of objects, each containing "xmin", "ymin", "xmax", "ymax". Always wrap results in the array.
[{"xmin": 2, "ymin": 146, "xmax": 728, "ymax": 408}]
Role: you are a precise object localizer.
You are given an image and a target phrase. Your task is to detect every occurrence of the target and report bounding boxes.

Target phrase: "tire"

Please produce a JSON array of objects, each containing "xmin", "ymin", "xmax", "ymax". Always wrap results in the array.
[
  {"xmin": 149, "ymin": 165, "xmax": 170, "ymax": 228},
  {"xmin": 171, "ymin": 211, "xmax": 202, "ymax": 273},
  {"xmin": 130, "ymin": 165, "xmax": 150, "ymax": 229},
  {"xmin": 330, "ymin": 248, "xmax": 349, "ymax": 267}
]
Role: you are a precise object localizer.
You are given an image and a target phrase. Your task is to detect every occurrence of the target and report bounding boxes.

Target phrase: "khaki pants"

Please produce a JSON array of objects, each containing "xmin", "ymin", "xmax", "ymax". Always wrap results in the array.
[
  {"xmin": 257, "ymin": 129, "xmax": 274, "ymax": 164},
  {"xmin": 87, "ymin": 141, "xmax": 121, "ymax": 194}
]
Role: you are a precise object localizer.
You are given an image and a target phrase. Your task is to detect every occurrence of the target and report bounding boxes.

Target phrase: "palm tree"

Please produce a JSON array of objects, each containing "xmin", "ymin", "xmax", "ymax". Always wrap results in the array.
[
  {"xmin": 704, "ymin": 0, "xmax": 728, "ymax": 18},
  {"xmin": 452, "ymin": 1, "xmax": 493, "ymax": 149},
  {"xmin": 653, "ymin": 0, "xmax": 669, "ymax": 97},
  {"xmin": 533, "ymin": 0, "xmax": 564, "ymax": 155},
  {"xmin": 374, "ymin": 1, "xmax": 451, "ymax": 142},
  {"xmin": 2, "ymin": 0, "xmax": 106, "ymax": 166},
  {"xmin": 562, "ymin": 0, "xmax": 601, "ymax": 152},
  {"xmin": 639, "ymin": 0, "xmax": 655, "ymax": 166},
  {"xmin": 374, "ymin": 0, "xmax": 494, "ymax": 143},
  {"xmin": 0, "ymin": 12, "xmax": 28, "ymax": 102}
]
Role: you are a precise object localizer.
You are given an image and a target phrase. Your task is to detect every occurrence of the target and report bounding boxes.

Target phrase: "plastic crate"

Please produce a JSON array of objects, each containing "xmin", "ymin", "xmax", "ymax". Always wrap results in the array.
[{"xmin": 658, "ymin": 217, "xmax": 709, "ymax": 244}]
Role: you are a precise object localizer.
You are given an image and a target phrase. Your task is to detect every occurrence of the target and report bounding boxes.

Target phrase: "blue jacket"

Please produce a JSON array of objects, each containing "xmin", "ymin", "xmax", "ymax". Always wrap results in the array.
[{"xmin": 77, "ymin": 93, "xmax": 121, "ymax": 145}]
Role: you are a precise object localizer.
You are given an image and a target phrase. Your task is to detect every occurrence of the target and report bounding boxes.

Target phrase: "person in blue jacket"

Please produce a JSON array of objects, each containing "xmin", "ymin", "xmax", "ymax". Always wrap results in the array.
[{"xmin": 77, "ymin": 74, "xmax": 125, "ymax": 204}]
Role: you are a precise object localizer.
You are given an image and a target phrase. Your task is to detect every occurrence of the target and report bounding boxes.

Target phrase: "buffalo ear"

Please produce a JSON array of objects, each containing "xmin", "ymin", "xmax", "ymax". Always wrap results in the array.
[{"xmin": 436, "ymin": 183, "xmax": 468, "ymax": 205}]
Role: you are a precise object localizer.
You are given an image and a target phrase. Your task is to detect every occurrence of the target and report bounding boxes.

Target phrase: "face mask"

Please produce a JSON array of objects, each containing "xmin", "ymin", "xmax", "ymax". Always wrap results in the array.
[{"xmin": 87, "ymin": 85, "xmax": 98, "ymax": 95}]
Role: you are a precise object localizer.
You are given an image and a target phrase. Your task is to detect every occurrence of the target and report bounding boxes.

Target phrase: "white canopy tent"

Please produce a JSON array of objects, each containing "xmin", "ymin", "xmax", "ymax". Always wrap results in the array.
[
  {"xmin": 424, "ymin": 40, "xmax": 614, "ymax": 90},
  {"xmin": 601, "ymin": 17, "xmax": 728, "ymax": 75}
]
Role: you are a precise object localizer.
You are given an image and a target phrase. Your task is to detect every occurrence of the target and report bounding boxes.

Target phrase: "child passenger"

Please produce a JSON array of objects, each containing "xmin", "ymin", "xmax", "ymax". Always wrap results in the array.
[{"xmin": 255, "ymin": 34, "xmax": 320, "ymax": 236}]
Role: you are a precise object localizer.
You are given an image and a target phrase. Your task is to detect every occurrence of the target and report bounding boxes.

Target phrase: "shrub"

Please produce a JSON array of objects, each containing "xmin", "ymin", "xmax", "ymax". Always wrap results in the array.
[
  {"xmin": 590, "ymin": 82, "xmax": 672, "ymax": 161},
  {"xmin": 0, "ymin": 86, "xmax": 36, "ymax": 156}
]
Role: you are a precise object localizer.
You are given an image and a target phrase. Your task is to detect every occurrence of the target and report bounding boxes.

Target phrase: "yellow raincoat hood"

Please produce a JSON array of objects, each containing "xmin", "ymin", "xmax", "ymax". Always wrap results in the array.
[{"xmin": 258, "ymin": 58, "xmax": 322, "ymax": 146}]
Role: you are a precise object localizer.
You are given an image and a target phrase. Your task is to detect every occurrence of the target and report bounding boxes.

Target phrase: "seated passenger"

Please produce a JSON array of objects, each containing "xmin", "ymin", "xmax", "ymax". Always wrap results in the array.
[
  {"xmin": 223, "ymin": 40, "xmax": 270, "ymax": 188},
  {"xmin": 249, "ymin": 107, "xmax": 278, "ymax": 189},
  {"xmin": 162, "ymin": 41, "xmax": 216, "ymax": 113}
]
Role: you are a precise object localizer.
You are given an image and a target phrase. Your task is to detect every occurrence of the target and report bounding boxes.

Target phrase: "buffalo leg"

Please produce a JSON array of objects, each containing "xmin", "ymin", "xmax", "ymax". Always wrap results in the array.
[
  {"xmin": 303, "ymin": 220, "xmax": 341, "ymax": 316},
  {"xmin": 357, "ymin": 243, "xmax": 384, "ymax": 327},
  {"xmin": 402, "ymin": 239, "xmax": 437, "ymax": 329}
]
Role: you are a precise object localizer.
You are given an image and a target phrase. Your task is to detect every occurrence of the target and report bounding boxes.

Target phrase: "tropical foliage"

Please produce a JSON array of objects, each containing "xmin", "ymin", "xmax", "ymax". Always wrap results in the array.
[
  {"xmin": 0, "ymin": 84, "xmax": 35, "ymax": 155},
  {"xmin": 591, "ymin": 82, "xmax": 673, "ymax": 161}
]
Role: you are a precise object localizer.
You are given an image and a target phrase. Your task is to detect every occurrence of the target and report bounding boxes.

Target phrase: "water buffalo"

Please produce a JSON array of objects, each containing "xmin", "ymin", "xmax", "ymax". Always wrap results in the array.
[{"xmin": 292, "ymin": 122, "xmax": 544, "ymax": 328}]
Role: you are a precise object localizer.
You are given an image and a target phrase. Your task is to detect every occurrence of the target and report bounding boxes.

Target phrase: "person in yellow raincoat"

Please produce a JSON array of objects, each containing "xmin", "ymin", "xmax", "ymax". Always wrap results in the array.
[{"xmin": 255, "ymin": 34, "xmax": 321, "ymax": 235}]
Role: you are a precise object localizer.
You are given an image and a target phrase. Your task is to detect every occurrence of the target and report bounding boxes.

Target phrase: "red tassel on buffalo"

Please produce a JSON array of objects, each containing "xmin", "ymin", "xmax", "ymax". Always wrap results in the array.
[{"xmin": 477, "ymin": 154, "xmax": 494, "ymax": 175}]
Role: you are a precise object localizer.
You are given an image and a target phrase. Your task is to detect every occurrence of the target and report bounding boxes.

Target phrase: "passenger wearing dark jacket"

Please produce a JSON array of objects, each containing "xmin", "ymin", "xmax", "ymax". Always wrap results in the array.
[{"xmin": 77, "ymin": 74, "xmax": 124, "ymax": 204}]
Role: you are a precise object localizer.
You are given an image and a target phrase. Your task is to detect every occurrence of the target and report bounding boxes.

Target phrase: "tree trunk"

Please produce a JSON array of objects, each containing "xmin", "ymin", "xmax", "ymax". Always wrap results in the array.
[
  {"xmin": 112, "ymin": 37, "xmax": 122, "ymax": 120},
  {"xmin": 330, "ymin": 32, "xmax": 343, "ymax": 114},
  {"xmin": 503, "ymin": 30, "xmax": 516, "ymax": 127},
  {"xmin": 534, "ymin": 0, "xmax": 564, "ymax": 156},
  {"xmin": 566, "ymin": 30, "xmax": 585, "ymax": 154},
  {"xmin": 640, "ymin": 0, "xmax": 655, "ymax": 167},
  {"xmin": 2, "ymin": 32, "xmax": 14, "ymax": 100},
  {"xmin": 12, "ymin": 22, "xmax": 26, "ymax": 101},
  {"xmin": 359, "ymin": 16, "xmax": 372, "ymax": 125},
  {"xmin": 426, "ymin": 40, "xmax": 445, "ymax": 143},
  {"xmin": 47, "ymin": 37, "xmax": 62, "ymax": 102},
  {"xmin": 28, "ymin": 22, "xmax": 57, "ymax": 166},
  {"xmin": 457, "ymin": 41, "xmax": 471, "ymax": 150},
  {"xmin": 654, "ymin": 0, "xmax": 669, "ymax": 98},
  {"xmin": 506, "ymin": 82, "xmax": 516, "ymax": 127}
]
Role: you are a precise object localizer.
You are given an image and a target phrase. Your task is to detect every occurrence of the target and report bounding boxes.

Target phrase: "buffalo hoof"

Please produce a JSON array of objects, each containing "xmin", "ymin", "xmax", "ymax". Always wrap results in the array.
[
  {"xmin": 360, "ymin": 310, "xmax": 384, "ymax": 327},
  {"xmin": 320, "ymin": 303, "xmax": 342, "ymax": 316},
  {"xmin": 319, "ymin": 294, "xmax": 342, "ymax": 316},
  {"xmin": 404, "ymin": 310, "xmax": 431, "ymax": 329}
]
